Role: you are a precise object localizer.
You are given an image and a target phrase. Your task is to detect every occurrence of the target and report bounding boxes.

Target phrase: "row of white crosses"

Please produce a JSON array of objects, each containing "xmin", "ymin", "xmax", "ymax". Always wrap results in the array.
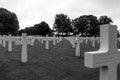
[
  {"xmin": 65, "ymin": 36, "xmax": 76, "ymax": 48},
  {"xmin": 66, "ymin": 35, "xmax": 100, "ymax": 48},
  {"xmin": 0, "ymin": 33, "xmax": 63, "ymax": 63},
  {"xmin": 65, "ymin": 35, "xmax": 100, "ymax": 57},
  {"xmin": 37, "ymin": 35, "xmax": 53, "ymax": 49},
  {"xmin": 36, "ymin": 35, "xmax": 63, "ymax": 49},
  {"xmin": 0, "ymin": 33, "xmax": 34, "ymax": 63},
  {"xmin": 85, "ymin": 24, "xmax": 119, "ymax": 80}
]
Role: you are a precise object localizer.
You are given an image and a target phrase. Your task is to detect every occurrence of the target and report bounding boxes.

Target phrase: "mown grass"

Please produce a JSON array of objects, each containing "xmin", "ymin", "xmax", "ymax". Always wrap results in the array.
[{"xmin": 0, "ymin": 38, "xmax": 120, "ymax": 80}]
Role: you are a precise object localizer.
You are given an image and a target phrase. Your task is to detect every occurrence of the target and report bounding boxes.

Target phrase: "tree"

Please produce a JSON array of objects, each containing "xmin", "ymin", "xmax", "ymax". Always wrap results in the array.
[
  {"xmin": 18, "ymin": 29, "xmax": 26, "ymax": 36},
  {"xmin": 18, "ymin": 21, "xmax": 52, "ymax": 36},
  {"xmin": 72, "ymin": 17, "xmax": 89, "ymax": 36},
  {"xmin": 53, "ymin": 13, "xmax": 72, "ymax": 35},
  {"xmin": 72, "ymin": 15, "xmax": 99, "ymax": 36},
  {"xmin": 25, "ymin": 26, "xmax": 36, "ymax": 35},
  {"xmin": 0, "ymin": 8, "xmax": 19, "ymax": 35},
  {"xmin": 84, "ymin": 15, "xmax": 99, "ymax": 36},
  {"xmin": 35, "ymin": 21, "xmax": 52, "ymax": 36},
  {"xmin": 98, "ymin": 15, "xmax": 113, "ymax": 25}
]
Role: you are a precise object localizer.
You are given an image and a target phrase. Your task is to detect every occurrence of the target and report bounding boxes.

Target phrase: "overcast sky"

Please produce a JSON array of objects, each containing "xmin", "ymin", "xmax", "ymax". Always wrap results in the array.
[{"xmin": 0, "ymin": 0, "xmax": 120, "ymax": 30}]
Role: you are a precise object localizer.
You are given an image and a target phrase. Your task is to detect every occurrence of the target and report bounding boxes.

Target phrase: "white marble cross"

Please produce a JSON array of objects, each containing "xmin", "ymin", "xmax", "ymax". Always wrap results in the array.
[
  {"xmin": 43, "ymin": 35, "xmax": 52, "ymax": 49},
  {"xmin": 91, "ymin": 37, "xmax": 95, "ymax": 47},
  {"xmin": 85, "ymin": 37, "xmax": 88, "ymax": 44},
  {"xmin": 2, "ymin": 35, "xmax": 8, "ymax": 47},
  {"xmin": 75, "ymin": 35, "xmax": 83, "ymax": 56},
  {"xmin": 15, "ymin": 33, "xmax": 32, "ymax": 63},
  {"xmin": 0, "ymin": 35, "xmax": 3, "ymax": 45},
  {"xmin": 8, "ymin": 34, "xmax": 16, "ymax": 52},
  {"xmin": 27, "ymin": 36, "xmax": 36, "ymax": 46},
  {"xmin": 53, "ymin": 35, "xmax": 56, "ymax": 45},
  {"xmin": 69, "ymin": 36, "xmax": 76, "ymax": 48},
  {"xmin": 85, "ymin": 24, "xmax": 119, "ymax": 80}
]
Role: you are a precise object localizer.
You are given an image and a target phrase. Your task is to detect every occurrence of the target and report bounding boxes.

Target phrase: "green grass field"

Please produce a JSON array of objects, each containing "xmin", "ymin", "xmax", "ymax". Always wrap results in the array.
[{"xmin": 0, "ymin": 38, "xmax": 120, "ymax": 80}]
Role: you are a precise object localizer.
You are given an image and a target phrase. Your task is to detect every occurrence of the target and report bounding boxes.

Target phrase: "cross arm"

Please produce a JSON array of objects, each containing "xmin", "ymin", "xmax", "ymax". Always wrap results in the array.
[{"xmin": 85, "ymin": 50, "xmax": 120, "ymax": 68}]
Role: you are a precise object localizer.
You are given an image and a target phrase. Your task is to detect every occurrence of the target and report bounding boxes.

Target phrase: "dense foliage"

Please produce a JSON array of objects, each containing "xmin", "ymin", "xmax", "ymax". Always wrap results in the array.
[
  {"xmin": 18, "ymin": 21, "xmax": 52, "ymax": 36},
  {"xmin": 0, "ymin": 8, "xmax": 19, "ymax": 35},
  {"xmin": 53, "ymin": 14, "xmax": 73, "ymax": 35},
  {"xmin": 53, "ymin": 13, "xmax": 113, "ymax": 37}
]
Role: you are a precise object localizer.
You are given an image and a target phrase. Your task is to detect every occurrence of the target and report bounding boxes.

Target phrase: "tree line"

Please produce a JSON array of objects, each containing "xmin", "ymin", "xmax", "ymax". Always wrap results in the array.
[{"xmin": 0, "ymin": 8, "xmax": 117, "ymax": 37}]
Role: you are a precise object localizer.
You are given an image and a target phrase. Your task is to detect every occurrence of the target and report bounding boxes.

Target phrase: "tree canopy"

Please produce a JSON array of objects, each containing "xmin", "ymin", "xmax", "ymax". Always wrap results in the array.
[
  {"xmin": 72, "ymin": 15, "xmax": 113, "ymax": 36},
  {"xmin": 18, "ymin": 21, "xmax": 52, "ymax": 36},
  {"xmin": 53, "ymin": 14, "xmax": 73, "ymax": 35},
  {"xmin": 0, "ymin": 8, "xmax": 19, "ymax": 35}
]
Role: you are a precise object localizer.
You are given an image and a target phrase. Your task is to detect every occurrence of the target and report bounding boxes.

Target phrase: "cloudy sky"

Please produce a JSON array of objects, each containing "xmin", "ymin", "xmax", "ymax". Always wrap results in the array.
[{"xmin": 0, "ymin": 0, "xmax": 120, "ymax": 30}]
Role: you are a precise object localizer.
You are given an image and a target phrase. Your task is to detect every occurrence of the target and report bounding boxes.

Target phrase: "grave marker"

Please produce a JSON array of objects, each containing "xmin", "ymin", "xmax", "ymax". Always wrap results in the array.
[
  {"xmin": 75, "ymin": 35, "xmax": 82, "ymax": 56},
  {"xmin": 8, "ymin": 34, "xmax": 15, "ymax": 52},
  {"xmin": 85, "ymin": 37, "xmax": 88, "ymax": 44},
  {"xmin": 85, "ymin": 24, "xmax": 119, "ymax": 80},
  {"xmin": 43, "ymin": 35, "xmax": 52, "ymax": 49},
  {"xmin": 91, "ymin": 37, "xmax": 95, "ymax": 47},
  {"xmin": 2, "ymin": 35, "xmax": 8, "ymax": 47},
  {"xmin": 15, "ymin": 33, "xmax": 32, "ymax": 63},
  {"xmin": 53, "ymin": 35, "xmax": 56, "ymax": 45}
]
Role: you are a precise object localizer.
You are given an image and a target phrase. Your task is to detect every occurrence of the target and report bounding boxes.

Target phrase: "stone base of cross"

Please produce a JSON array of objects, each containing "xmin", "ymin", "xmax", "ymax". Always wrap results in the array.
[{"xmin": 85, "ymin": 24, "xmax": 119, "ymax": 80}]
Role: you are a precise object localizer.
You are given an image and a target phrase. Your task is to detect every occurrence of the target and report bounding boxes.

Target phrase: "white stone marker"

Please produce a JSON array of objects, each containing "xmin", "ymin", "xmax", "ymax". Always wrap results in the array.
[
  {"xmin": 75, "ymin": 35, "xmax": 81, "ymax": 56},
  {"xmin": 8, "ymin": 34, "xmax": 15, "ymax": 52},
  {"xmin": 44, "ymin": 35, "xmax": 51, "ymax": 49},
  {"xmin": 0, "ymin": 35, "xmax": 3, "ymax": 45},
  {"xmin": 41, "ymin": 39, "xmax": 44, "ymax": 44},
  {"xmin": 85, "ymin": 37, "xmax": 88, "ymax": 44},
  {"xmin": 92, "ymin": 37, "xmax": 95, "ymax": 47},
  {"xmin": 85, "ymin": 24, "xmax": 119, "ymax": 80},
  {"xmin": 71, "ymin": 36, "xmax": 76, "ymax": 48},
  {"xmin": 27, "ymin": 36, "xmax": 35, "ymax": 46},
  {"xmin": 57, "ymin": 37, "xmax": 59, "ymax": 43},
  {"xmin": 15, "ymin": 33, "xmax": 32, "ymax": 63},
  {"xmin": 53, "ymin": 35, "xmax": 56, "ymax": 45},
  {"xmin": 2, "ymin": 35, "xmax": 8, "ymax": 47}
]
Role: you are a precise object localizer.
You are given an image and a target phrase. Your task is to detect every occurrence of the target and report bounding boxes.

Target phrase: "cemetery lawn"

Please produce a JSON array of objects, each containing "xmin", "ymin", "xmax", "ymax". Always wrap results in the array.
[{"xmin": 0, "ymin": 38, "xmax": 120, "ymax": 80}]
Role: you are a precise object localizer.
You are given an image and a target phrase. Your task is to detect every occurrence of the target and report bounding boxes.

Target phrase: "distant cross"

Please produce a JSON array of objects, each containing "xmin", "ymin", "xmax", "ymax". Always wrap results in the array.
[
  {"xmin": 53, "ymin": 35, "xmax": 56, "ymax": 45},
  {"xmin": 70, "ymin": 36, "xmax": 76, "ymax": 48},
  {"xmin": 75, "ymin": 35, "xmax": 83, "ymax": 56},
  {"xmin": 15, "ymin": 33, "xmax": 32, "ymax": 63},
  {"xmin": 8, "ymin": 34, "xmax": 15, "ymax": 52},
  {"xmin": 27, "ymin": 36, "xmax": 35, "ymax": 46},
  {"xmin": 43, "ymin": 35, "xmax": 52, "ymax": 49},
  {"xmin": 2, "ymin": 35, "xmax": 8, "ymax": 47},
  {"xmin": 91, "ymin": 37, "xmax": 95, "ymax": 47},
  {"xmin": 85, "ymin": 37, "xmax": 88, "ymax": 44},
  {"xmin": 85, "ymin": 24, "xmax": 119, "ymax": 80},
  {"xmin": 0, "ymin": 35, "xmax": 3, "ymax": 45}
]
